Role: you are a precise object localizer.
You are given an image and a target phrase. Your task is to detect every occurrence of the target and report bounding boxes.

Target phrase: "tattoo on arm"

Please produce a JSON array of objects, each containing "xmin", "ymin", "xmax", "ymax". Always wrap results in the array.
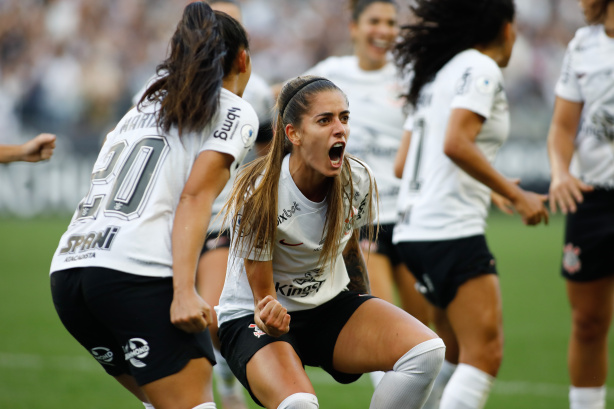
[{"xmin": 343, "ymin": 230, "xmax": 370, "ymax": 294}]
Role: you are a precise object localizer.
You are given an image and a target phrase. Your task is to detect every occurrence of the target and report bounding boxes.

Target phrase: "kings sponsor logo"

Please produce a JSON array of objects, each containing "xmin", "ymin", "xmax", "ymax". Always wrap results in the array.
[
  {"xmin": 275, "ymin": 270, "xmax": 326, "ymax": 298},
  {"xmin": 60, "ymin": 226, "xmax": 120, "ymax": 260}
]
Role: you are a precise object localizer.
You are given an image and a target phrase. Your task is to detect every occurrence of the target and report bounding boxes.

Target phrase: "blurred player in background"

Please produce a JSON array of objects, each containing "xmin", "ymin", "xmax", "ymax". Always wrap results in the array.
[
  {"xmin": 302, "ymin": 0, "xmax": 431, "ymax": 387},
  {"xmin": 547, "ymin": 1, "xmax": 614, "ymax": 408},
  {"xmin": 393, "ymin": 0, "xmax": 549, "ymax": 408},
  {"xmin": 196, "ymin": 2, "xmax": 274, "ymax": 408},
  {"xmin": 216, "ymin": 75, "xmax": 444, "ymax": 409},
  {"xmin": 49, "ymin": 3, "xmax": 258, "ymax": 409},
  {"xmin": 0, "ymin": 133, "xmax": 56, "ymax": 163}
]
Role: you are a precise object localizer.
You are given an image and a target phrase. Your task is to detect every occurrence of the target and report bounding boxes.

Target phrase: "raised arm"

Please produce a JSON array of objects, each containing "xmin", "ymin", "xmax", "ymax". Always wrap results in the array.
[
  {"xmin": 170, "ymin": 150, "xmax": 233, "ymax": 333},
  {"xmin": 245, "ymin": 259, "xmax": 291, "ymax": 337},
  {"xmin": 0, "ymin": 133, "xmax": 56, "ymax": 163},
  {"xmin": 547, "ymin": 96, "xmax": 592, "ymax": 214},
  {"xmin": 444, "ymin": 108, "xmax": 549, "ymax": 226},
  {"xmin": 343, "ymin": 228, "xmax": 371, "ymax": 294}
]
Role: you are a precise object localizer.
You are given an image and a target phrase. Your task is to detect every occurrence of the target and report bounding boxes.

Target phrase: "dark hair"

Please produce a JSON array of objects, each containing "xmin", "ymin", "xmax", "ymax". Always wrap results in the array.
[
  {"xmin": 138, "ymin": 2, "xmax": 248, "ymax": 134},
  {"xmin": 208, "ymin": 0, "xmax": 241, "ymax": 7},
  {"xmin": 223, "ymin": 76, "xmax": 377, "ymax": 269},
  {"xmin": 591, "ymin": 0, "xmax": 614, "ymax": 23},
  {"xmin": 349, "ymin": 0, "xmax": 397, "ymax": 21},
  {"xmin": 394, "ymin": 0, "xmax": 515, "ymax": 107}
]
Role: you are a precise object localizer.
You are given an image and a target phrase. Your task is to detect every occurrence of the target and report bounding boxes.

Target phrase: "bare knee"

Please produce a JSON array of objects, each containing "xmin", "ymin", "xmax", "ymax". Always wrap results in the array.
[
  {"xmin": 572, "ymin": 309, "xmax": 611, "ymax": 344},
  {"xmin": 461, "ymin": 330, "xmax": 503, "ymax": 376}
]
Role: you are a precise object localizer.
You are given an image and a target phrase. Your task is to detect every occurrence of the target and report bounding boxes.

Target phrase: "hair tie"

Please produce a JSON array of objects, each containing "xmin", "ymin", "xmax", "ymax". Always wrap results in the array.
[{"xmin": 280, "ymin": 78, "xmax": 327, "ymax": 117}]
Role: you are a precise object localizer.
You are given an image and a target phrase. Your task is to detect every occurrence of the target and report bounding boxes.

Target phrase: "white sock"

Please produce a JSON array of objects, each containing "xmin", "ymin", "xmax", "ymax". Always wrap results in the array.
[
  {"xmin": 422, "ymin": 360, "xmax": 457, "ymax": 409},
  {"xmin": 143, "ymin": 403, "xmax": 155, "ymax": 409},
  {"xmin": 369, "ymin": 371, "xmax": 386, "ymax": 388},
  {"xmin": 191, "ymin": 403, "xmax": 216, "ymax": 409},
  {"xmin": 370, "ymin": 338, "xmax": 445, "ymax": 409},
  {"xmin": 570, "ymin": 386, "xmax": 606, "ymax": 409},
  {"xmin": 277, "ymin": 393, "xmax": 319, "ymax": 409},
  {"xmin": 440, "ymin": 364, "xmax": 494, "ymax": 409}
]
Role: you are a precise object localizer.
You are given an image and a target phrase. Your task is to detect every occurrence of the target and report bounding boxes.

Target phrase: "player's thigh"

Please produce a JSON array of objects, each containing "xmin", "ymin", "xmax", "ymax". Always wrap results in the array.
[
  {"xmin": 142, "ymin": 357, "xmax": 214, "ymax": 409},
  {"xmin": 365, "ymin": 252, "xmax": 395, "ymax": 303},
  {"xmin": 393, "ymin": 263, "xmax": 432, "ymax": 325},
  {"xmin": 332, "ymin": 298, "xmax": 438, "ymax": 374},
  {"xmin": 445, "ymin": 274, "xmax": 503, "ymax": 361},
  {"xmin": 246, "ymin": 342, "xmax": 315, "ymax": 409}
]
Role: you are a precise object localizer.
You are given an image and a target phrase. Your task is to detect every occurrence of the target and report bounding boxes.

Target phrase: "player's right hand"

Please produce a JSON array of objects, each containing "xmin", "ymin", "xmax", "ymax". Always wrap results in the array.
[
  {"xmin": 255, "ymin": 295, "xmax": 291, "ymax": 337},
  {"xmin": 170, "ymin": 289, "xmax": 212, "ymax": 333},
  {"xmin": 513, "ymin": 190, "xmax": 549, "ymax": 226},
  {"xmin": 548, "ymin": 172, "xmax": 593, "ymax": 214}
]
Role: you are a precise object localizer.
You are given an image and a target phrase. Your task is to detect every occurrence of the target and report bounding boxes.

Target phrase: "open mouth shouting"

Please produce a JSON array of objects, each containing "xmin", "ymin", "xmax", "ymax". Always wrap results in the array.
[{"xmin": 329, "ymin": 142, "xmax": 345, "ymax": 168}]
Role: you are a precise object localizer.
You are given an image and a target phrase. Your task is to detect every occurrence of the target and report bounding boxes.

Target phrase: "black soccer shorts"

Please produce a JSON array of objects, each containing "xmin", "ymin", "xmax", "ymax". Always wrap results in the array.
[
  {"xmin": 396, "ymin": 234, "xmax": 498, "ymax": 308},
  {"xmin": 50, "ymin": 266, "xmax": 215, "ymax": 385}
]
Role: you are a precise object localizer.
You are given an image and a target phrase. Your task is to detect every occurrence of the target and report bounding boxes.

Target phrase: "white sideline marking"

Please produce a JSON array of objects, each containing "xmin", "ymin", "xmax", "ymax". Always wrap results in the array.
[{"xmin": 2, "ymin": 352, "xmax": 613, "ymax": 400}]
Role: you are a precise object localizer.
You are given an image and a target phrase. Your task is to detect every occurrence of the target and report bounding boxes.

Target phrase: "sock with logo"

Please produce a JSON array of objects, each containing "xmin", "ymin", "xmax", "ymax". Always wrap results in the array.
[
  {"xmin": 370, "ymin": 338, "xmax": 445, "ymax": 408},
  {"xmin": 277, "ymin": 393, "xmax": 319, "ymax": 409},
  {"xmin": 369, "ymin": 371, "xmax": 386, "ymax": 388},
  {"xmin": 570, "ymin": 386, "xmax": 606, "ymax": 409},
  {"xmin": 422, "ymin": 360, "xmax": 457, "ymax": 409},
  {"xmin": 439, "ymin": 364, "xmax": 494, "ymax": 409}
]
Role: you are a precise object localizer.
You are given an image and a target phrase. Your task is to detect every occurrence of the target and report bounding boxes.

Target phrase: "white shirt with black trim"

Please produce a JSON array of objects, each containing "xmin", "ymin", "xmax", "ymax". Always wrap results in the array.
[
  {"xmin": 304, "ymin": 56, "xmax": 405, "ymax": 225},
  {"xmin": 393, "ymin": 49, "xmax": 509, "ymax": 242},
  {"xmin": 555, "ymin": 25, "xmax": 614, "ymax": 187},
  {"xmin": 216, "ymin": 155, "xmax": 374, "ymax": 325},
  {"xmin": 50, "ymin": 88, "xmax": 258, "ymax": 277}
]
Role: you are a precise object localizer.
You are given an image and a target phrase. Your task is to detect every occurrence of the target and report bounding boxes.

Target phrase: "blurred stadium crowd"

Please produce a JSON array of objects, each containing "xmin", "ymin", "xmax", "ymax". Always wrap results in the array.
[{"xmin": 0, "ymin": 0, "xmax": 586, "ymax": 214}]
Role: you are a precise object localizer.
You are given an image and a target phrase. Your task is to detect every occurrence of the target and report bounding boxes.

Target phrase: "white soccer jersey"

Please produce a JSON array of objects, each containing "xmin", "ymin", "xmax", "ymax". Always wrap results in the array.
[
  {"xmin": 555, "ymin": 25, "xmax": 614, "ymax": 187},
  {"xmin": 216, "ymin": 155, "xmax": 374, "ymax": 325},
  {"xmin": 393, "ymin": 49, "xmax": 509, "ymax": 242},
  {"xmin": 131, "ymin": 72, "xmax": 273, "ymax": 232},
  {"xmin": 305, "ymin": 56, "xmax": 405, "ymax": 224},
  {"xmin": 50, "ymin": 88, "xmax": 258, "ymax": 277}
]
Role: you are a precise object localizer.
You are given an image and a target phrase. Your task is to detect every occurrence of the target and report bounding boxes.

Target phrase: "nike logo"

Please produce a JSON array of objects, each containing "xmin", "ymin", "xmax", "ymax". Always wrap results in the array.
[{"xmin": 279, "ymin": 239, "xmax": 303, "ymax": 246}]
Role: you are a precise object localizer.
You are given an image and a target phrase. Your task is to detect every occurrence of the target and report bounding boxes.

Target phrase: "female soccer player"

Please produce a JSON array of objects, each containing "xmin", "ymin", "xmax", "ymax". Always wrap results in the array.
[
  {"xmin": 216, "ymin": 75, "xmax": 445, "ymax": 409},
  {"xmin": 303, "ymin": 3, "xmax": 431, "ymax": 381},
  {"xmin": 49, "ymin": 3, "xmax": 258, "ymax": 409},
  {"xmin": 547, "ymin": 1, "xmax": 614, "ymax": 408},
  {"xmin": 393, "ymin": 1, "xmax": 549, "ymax": 408}
]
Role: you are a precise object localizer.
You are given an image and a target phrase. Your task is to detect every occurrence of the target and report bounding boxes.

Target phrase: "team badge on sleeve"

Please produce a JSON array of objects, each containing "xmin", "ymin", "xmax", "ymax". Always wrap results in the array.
[
  {"xmin": 241, "ymin": 124, "xmax": 256, "ymax": 147},
  {"xmin": 475, "ymin": 76, "xmax": 496, "ymax": 94}
]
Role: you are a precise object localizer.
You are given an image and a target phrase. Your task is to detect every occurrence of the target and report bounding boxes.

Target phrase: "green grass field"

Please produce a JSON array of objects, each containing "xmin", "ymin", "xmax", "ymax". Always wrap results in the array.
[{"xmin": 0, "ymin": 212, "xmax": 612, "ymax": 408}]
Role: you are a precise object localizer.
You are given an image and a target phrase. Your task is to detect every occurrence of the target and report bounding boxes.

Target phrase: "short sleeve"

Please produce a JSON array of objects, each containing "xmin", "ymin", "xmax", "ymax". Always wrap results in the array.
[
  {"xmin": 200, "ymin": 101, "xmax": 259, "ymax": 168},
  {"xmin": 403, "ymin": 114, "xmax": 414, "ymax": 132},
  {"xmin": 554, "ymin": 47, "xmax": 583, "ymax": 102},
  {"xmin": 350, "ymin": 160, "xmax": 377, "ymax": 229},
  {"xmin": 450, "ymin": 58, "xmax": 502, "ymax": 119}
]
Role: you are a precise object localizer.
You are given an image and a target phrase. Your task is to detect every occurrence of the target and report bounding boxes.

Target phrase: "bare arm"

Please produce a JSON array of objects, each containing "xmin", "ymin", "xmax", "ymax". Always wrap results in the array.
[
  {"xmin": 444, "ymin": 108, "xmax": 549, "ymax": 226},
  {"xmin": 547, "ymin": 96, "xmax": 592, "ymax": 214},
  {"xmin": 170, "ymin": 150, "xmax": 233, "ymax": 333},
  {"xmin": 245, "ymin": 259, "xmax": 290, "ymax": 337},
  {"xmin": 393, "ymin": 130, "xmax": 412, "ymax": 179},
  {"xmin": 0, "ymin": 133, "xmax": 56, "ymax": 163},
  {"xmin": 343, "ymin": 229, "xmax": 370, "ymax": 294}
]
